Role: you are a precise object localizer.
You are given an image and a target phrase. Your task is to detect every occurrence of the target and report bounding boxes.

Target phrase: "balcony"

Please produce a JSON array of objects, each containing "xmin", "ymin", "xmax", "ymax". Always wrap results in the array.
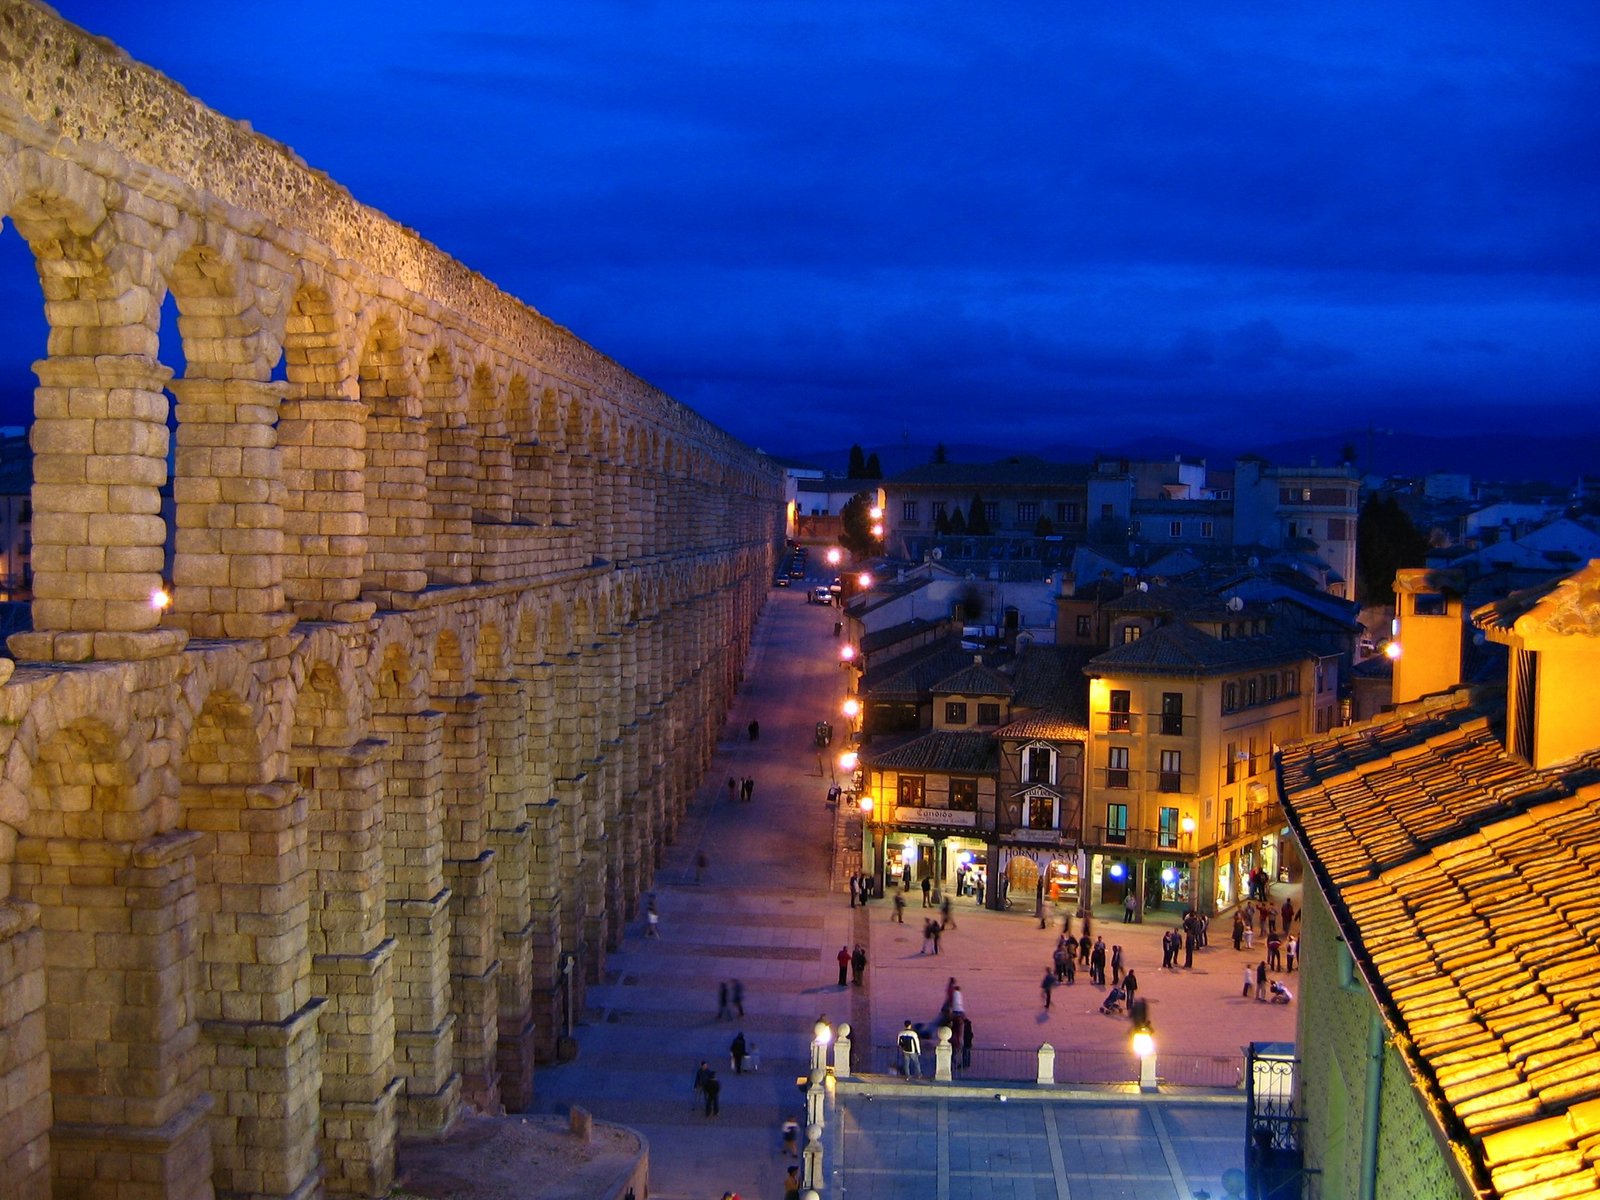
[{"xmin": 1092, "ymin": 825, "xmax": 1194, "ymax": 853}]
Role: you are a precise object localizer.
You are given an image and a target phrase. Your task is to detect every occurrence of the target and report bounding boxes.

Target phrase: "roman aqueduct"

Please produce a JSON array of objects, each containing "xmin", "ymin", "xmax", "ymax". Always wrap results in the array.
[{"xmin": 0, "ymin": 4, "xmax": 782, "ymax": 1197}]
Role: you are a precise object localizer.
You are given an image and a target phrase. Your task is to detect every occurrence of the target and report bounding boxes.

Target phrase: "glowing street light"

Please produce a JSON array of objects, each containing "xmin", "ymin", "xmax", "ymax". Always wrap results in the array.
[
  {"xmin": 857, "ymin": 572, "xmax": 874, "ymax": 589},
  {"xmin": 841, "ymin": 698, "xmax": 861, "ymax": 719},
  {"xmin": 1132, "ymin": 1025, "xmax": 1157, "ymax": 1092},
  {"xmin": 840, "ymin": 644, "xmax": 856, "ymax": 663},
  {"xmin": 826, "ymin": 547, "xmax": 842, "ymax": 567},
  {"xmin": 150, "ymin": 585, "xmax": 172, "ymax": 611},
  {"xmin": 1181, "ymin": 816, "xmax": 1196, "ymax": 835},
  {"xmin": 838, "ymin": 750, "xmax": 859, "ymax": 774},
  {"xmin": 870, "ymin": 523, "xmax": 883, "ymax": 538},
  {"xmin": 868, "ymin": 505, "xmax": 883, "ymax": 521},
  {"xmin": 858, "ymin": 795, "xmax": 874, "ymax": 814},
  {"xmin": 1384, "ymin": 640, "xmax": 1402, "ymax": 660}
]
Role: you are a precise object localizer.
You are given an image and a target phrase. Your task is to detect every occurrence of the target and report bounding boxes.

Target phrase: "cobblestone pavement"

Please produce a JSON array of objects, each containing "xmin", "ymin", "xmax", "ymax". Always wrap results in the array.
[{"xmin": 531, "ymin": 584, "xmax": 1291, "ymax": 1199}]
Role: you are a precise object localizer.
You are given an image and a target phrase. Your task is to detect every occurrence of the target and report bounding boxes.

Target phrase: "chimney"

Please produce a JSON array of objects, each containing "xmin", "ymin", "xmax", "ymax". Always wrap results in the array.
[{"xmin": 1390, "ymin": 568, "xmax": 1467, "ymax": 706}]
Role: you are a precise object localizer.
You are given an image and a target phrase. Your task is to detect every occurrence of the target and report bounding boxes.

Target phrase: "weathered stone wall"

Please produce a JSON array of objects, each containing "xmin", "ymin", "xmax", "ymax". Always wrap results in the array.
[{"xmin": 0, "ymin": 4, "xmax": 782, "ymax": 1198}]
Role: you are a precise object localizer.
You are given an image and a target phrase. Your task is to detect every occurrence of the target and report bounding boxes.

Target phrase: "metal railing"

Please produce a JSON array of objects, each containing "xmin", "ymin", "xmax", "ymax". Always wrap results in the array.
[{"xmin": 864, "ymin": 1041, "xmax": 1243, "ymax": 1088}]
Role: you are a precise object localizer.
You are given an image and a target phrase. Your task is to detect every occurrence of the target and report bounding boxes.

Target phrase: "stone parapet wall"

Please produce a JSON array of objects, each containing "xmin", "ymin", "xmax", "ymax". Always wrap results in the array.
[{"xmin": 0, "ymin": 5, "xmax": 783, "ymax": 1198}]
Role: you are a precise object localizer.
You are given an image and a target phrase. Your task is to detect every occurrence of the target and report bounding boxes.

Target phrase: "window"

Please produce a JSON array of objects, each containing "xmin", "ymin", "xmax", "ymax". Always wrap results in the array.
[
  {"xmin": 1017, "ymin": 502, "xmax": 1039, "ymax": 524},
  {"xmin": 1327, "ymin": 517, "xmax": 1350, "ymax": 540},
  {"xmin": 984, "ymin": 502, "xmax": 1000, "ymax": 524},
  {"xmin": 1106, "ymin": 747, "xmax": 1129, "ymax": 789},
  {"xmin": 898, "ymin": 775, "xmax": 925, "ymax": 806},
  {"xmin": 1025, "ymin": 746, "xmax": 1055, "ymax": 785},
  {"xmin": 1109, "ymin": 689, "xmax": 1131, "ymax": 731},
  {"xmin": 1159, "ymin": 750, "xmax": 1182, "ymax": 793},
  {"xmin": 1027, "ymin": 794, "xmax": 1057, "ymax": 830},
  {"xmin": 1131, "ymin": 520, "xmax": 1142, "ymax": 535},
  {"xmin": 1169, "ymin": 520, "xmax": 1182, "ymax": 538},
  {"xmin": 1201, "ymin": 520, "xmax": 1214, "ymax": 538},
  {"xmin": 1284, "ymin": 669, "xmax": 1298, "ymax": 695},
  {"xmin": 1266, "ymin": 674, "xmax": 1278, "ymax": 701},
  {"xmin": 1057, "ymin": 501, "xmax": 1080, "ymax": 523},
  {"xmin": 950, "ymin": 778, "xmax": 979, "ymax": 811},
  {"xmin": 902, "ymin": 501, "xmax": 919, "ymax": 522},
  {"xmin": 1075, "ymin": 614, "xmax": 1091, "ymax": 637},
  {"xmin": 977, "ymin": 702, "xmax": 1001, "ymax": 726},
  {"xmin": 1122, "ymin": 624, "xmax": 1142, "ymax": 644},
  {"xmin": 1221, "ymin": 622, "xmax": 1231, "ymax": 641},
  {"xmin": 932, "ymin": 500, "xmax": 947, "ymax": 521},
  {"xmin": 1413, "ymin": 592, "xmax": 1447, "ymax": 616},
  {"xmin": 1224, "ymin": 683, "xmax": 1238, "ymax": 712},
  {"xmin": 1160, "ymin": 692, "xmax": 1183, "ymax": 736},
  {"xmin": 945, "ymin": 701, "xmax": 968, "ymax": 724},
  {"xmin": 1246, "ymin": 677, "xmax": 1258, "ymax": 706},
  {"xmin": 1105, "ymin": 803, "xmax": 1129, "ymax": 844},
  {"xmin": 1248, "ymin": 738, "xmax": 1260, "ymax": 776},
  {"xmin": 1158, "ymin": 805, "xmax": 1180, "ymax": 848},
  {"xmin": 1226, "ymin": 742, "xmax": 1238, "ymax": 784}
]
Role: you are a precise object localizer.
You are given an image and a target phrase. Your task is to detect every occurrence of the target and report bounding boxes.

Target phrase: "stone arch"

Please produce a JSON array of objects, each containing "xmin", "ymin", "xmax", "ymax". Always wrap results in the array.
[
  {"xmin": 359, "ymin": 311, "xmax": 427, "ymax": 599},
  {"xmin": 475, "ymin": 620, "xmax": 507, "ymax": 685},
  {"xmin": 507, "ymin": 373, "xmax": 533, "ymax": 441},
  {"xmin": 431, "ymin": 625, "xmax": 468, "ymax": 700},
  {"xmin": 421, "ymin": 344, "xmax": 473, "ymax": 586}
]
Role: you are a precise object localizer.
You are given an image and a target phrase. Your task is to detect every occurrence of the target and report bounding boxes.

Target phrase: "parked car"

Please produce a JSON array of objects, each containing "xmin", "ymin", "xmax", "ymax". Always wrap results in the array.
[
  {"xmin": 774, "ymin": 576, "xmax": 790, "ymax": 587},
  {"xmin": 812, "ymin": 586, "xmax": 833, "ymax": 605}
]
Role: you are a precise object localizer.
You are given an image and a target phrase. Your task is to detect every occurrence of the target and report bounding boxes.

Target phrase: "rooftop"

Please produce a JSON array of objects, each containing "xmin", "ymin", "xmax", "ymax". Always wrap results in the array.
[{"xmin": 1087, "ymin": 622, "xmax": 1314, "ymax": 678}]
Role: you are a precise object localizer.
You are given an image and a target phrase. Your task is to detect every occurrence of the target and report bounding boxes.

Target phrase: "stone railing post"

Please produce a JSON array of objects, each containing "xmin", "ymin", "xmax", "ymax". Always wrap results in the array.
[
  {"xmin": 1037, "ymin": 1043, "xmax": 1056, "ymax": 1085},
  {"xmin": 802, "ymin": 1122, "xmax": 824, "ymax": 1192},
  {"xmin": 833, "ymin": 1022, "xmax": 852, "ymax": 1079},
  {"xmin": 935, "ymin": 1025, "xmax": 954, "ymax": 1081}
]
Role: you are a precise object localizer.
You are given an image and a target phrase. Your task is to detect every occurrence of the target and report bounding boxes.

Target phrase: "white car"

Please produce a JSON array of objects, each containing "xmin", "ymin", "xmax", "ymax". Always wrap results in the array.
[{"xmin": 813, "ymin": 586, "xmax": 833, "ymax": 605}]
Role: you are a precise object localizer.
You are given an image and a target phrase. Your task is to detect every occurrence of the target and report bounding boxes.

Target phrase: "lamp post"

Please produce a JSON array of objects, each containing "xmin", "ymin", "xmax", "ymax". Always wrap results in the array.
[{"xmin": 1132, "ymin": 1024, "xmax": 1157, "ymax": 1092}]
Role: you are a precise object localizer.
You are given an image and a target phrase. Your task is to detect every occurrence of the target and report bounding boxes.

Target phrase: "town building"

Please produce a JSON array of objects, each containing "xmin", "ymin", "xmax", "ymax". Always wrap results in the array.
[{"xmin": 1277, "ymin": 558, "xmax": 1600, "ymax": 1199}]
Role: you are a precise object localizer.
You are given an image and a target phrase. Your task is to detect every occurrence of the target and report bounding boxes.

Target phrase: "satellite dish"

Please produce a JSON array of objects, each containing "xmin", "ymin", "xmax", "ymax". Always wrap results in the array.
[
  {"xmin": 1247, "ymin": 556, "xmax": 1260, "ymax": 568},
  {"xmin": 932, "ymin": 547, "xmax": 943, "ymax": 560},
  {"xmin": 1137, "ymin": 581, "xmax": 1149, "ymax": 592},
  {"xmin": 1227, "ymin": 596, "xmax": 1244, "ymax": 612}
]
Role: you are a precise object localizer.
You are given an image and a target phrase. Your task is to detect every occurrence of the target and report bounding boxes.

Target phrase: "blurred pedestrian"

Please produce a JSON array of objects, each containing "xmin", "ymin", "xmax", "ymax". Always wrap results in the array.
[
  {"xmin": 1041, "ymin": 969, "xmax": 1056, "ymax": 1009},
  {"xmin": 703, "ymin": 1070, "xmax": 721, "ymax": 1116},
  {"xmin": 851, "ymin": 943, "xmax": 867, "ymax": 986}
]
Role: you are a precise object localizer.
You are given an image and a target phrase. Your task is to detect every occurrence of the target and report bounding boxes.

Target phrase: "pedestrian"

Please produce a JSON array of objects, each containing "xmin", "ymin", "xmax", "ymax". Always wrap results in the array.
[
  {"xmin": 893, "ymin": 891, "xmax": 906, "ymax": 922},
  {"xmin": 744, "ymin": 776, "xmax": 755, "ymax": 802},
  {"xmin": 897, "ymin": 1021, "xmax": 922, "ymax": 1077},
  {"xmin": 1053, "ymin": 944, "xmax": 1068, "ymax": 983},
  {"xmin": 695, "ymin": 851, "xmax": 708, "ymax": 883},
  {"xmin": 1082, "ymin": 909, "xmax": 1093, "ymax": 939},
  {"xmin": 837, "ymin": 945, "xmax": 850, "ymax": 987},
  {"xmin": 1041, "ymin": 969, "xmax": 1056, "ymax": 1009},
  {"xmin": 1064, "ymin": 951, "xmax": 1076, "ymax": 985},
  {"xmin": 961, "ymin": 1016, "xmax": 973, "ymax": 1068},
  {"xmin": 1183, "ymin": 930, "xmax": 1195, "ymax": 969},
  {"xmin": 703, "ymin": 1069, "xmax": 720, "ymax": 1116},
  {"xmin": 921, "ymin": 919, "xmax": 934, "ymax": 954},
  {"xmin": 748, "ymin": 719, "xmax": 759, "ymax": 741},
  {"xmin": 1036, "ymin": 878, "xmax": 1047, "ymax": 928},
  {"xmin": 1160, "ymin": 930, "xmax": 1173, "ymax": 969},
  {"xmin": 848, "ymin": 875, "xmax": 858, "ymax": 908},
  {"xmin": 1111, "ymin": 944, "xmax": 1124, "ymax": 987},
  {"xmin": 1256, "ymin": 960, "xmax": 1268, "ymax": 1002},
  {"xmin": 693, "ymin": 1059, "xmax": 712, "ymax": 1109},
  {"xmin": 717, "ymin": 981, "xmax": 731, "ymax": 1021},
  {"xmin": 851, "ymin": 943, "xmax": 867, "ymax": 986},
  {"xmin": 1268, "ymin": 931, "xmax": 1282, "ymax": 971},
  {"xmin": 1123, "ymin": 891, "xmax": 1138, "ymax": 923},
  {"xmin": 1232, "ymin": 912, "xmax": 1244, "ymax": 950},
  {"xmin": 784, "ymin": 1166, "xmax": 801, "ymax": 1198},
  {"xmin": 1079, "ymin": 932, "xmax": 1092, "ymax": 965},
  {"xmin": 950, "ymin": 983, "xmax": 965, "ymax": 1018},
  {"xmin": 732, "ymin": 978, "xmax": 745, "ymax": 1017},
  {"xmin": 781, "ymin": 1115, "xmax": 800, "ymax": 1158},
  {"xmin": 730, "ymin": 1030, "xmax": 748, "ymax": 1074},
  {"xmin": 727, "ymin": 777, "xmax": 736, "ymax": 804},
  {"xmin": 646, "ymin": 896, "xmax": 660, "ymax": 939},
  {"xmin": 1282, "ymin": 897, "xmax": 1295, "ymax": 931},
  {"xmin": 941, "ymin": 895, "xmax": 955, "ymax": 929},
  {"xmin": 1243, "ymin": 963, "xmax": 1254, "ymax": 998},
  {"xmin": 1123, "ymin": 968, "xmax": 1139, "ymax": 1008},
  {"xmin": 1286, "ymin": 936, "xmax": 1297, "ymax": 971},
  {"xmin": 1091, "ymin": 936, "xmax": 1107, "ymax": 985},
  {"xmin": 902, "ymin": 863, "xmax": 912, "ymax": 890},
  {"xmin": 930, "ymin": 920, "xmax": 943, "ymax": 956},
  {"xmin": 921, "ymin": 876, "xmax": 932, "ymax": 907}
]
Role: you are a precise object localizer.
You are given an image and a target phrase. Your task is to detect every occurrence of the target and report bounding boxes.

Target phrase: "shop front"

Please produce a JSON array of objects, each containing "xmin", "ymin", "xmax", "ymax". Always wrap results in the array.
[
  {"xmin": 997, "ymin": 844, "xmax": 1083, "ymax": 913},
  {"xmin": 871, "ymin": 806, "xmax": 990, "ymax": 900}
]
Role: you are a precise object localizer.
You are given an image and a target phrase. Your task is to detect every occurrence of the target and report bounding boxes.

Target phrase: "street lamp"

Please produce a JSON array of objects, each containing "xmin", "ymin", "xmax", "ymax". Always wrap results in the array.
[
  {"xmin": 826, "ymin": 547, "xmax": 842, "ymax": 567},
  {"xmin": 1132, "ymin": 1025, "xmax": 1157, "ymax": 1092},
  {"xmin": 837, "ymin": 750, "xmax": 858, "ymax": 775},
  {"xmin": 811, "ymin": 1016, "xmax": 833, "ymax": 1073},
  {"xmin": 868, "ymin": 505, "xmax": 883, "ymax": 521},
  {"xmin": 857, "ymin": 571, "xmax": 874, "ymax": 589},
  {"xmin": 841, "ymin": 697, "xmax": 861, "ymax": 719},
  {"xmin": 840, "ymin": 644, "xmax": 856, "ymax": 663},
  {"xmin": 858, "ymin": 795, "xmax": 873, "ymax": 814}
]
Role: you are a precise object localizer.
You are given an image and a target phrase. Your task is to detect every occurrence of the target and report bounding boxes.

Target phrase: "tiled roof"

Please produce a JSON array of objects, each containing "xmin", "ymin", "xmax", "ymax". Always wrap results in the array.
[
  {"xmin": 860, "ymin": 617, "xmax": 945, "ymax": 655},
  {"xmin": 997, "ymin": 713, "xmax": 1088, "ymax": 741},
  {"xmin": 1474, "ymin": 559, "xmax": 1600, "ymax": 639},
  {"xmin": 1009, "ymin": 645, "xmax": 1092, "ymax": 726},
  {"xmin": 859, "ymin": 640, "xmax": 977, "ymax": 700},
  {"xmin": 1279, "ymin": 686, "xmax": 1600, "ymax": 1197},
  {"xmin": 1087, "ymin": 622, "xmax": 1312, "ymax": 677},
  {"xmin": 862, "ymin": 730, "xmax": 999, "ymax": 774},
  {"xmin": 932, "ymin": 663, "xmax": 1014, "ymax": 698}
]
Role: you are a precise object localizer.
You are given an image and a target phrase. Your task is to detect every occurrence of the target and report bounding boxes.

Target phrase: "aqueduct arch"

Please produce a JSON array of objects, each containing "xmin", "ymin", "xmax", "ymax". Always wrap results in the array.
[{"xmin": 0, "ymin": 5, "xmax": 782, "ymax": 1199}]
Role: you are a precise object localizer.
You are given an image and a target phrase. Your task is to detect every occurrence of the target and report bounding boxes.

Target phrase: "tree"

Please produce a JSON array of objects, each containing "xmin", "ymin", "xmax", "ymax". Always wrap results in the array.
[
  {"xmin": 1033, "ymin": 514, "xmax": 1055, "ymax": 537},
  {"xmin": 932, "ymin": 443, "xmax": 948, "ymax": 464},
  {"xmin": 948, "ymin": 507, "xmax": 968, "ymax": 535},
  {"xmin": 966, "ymin": 493, "xmax": 991, "ymax": 536},
  {"xmin": 847, "ymin": 444, "xmax": 867, "ymax": 479},
  {"xmin": 934, "ymin": 508, "xmax": 951, "ymax": 535},
  {"xmin": 864, "ymin": 452, "xmax": 882, "ymax": 478},
  {"xmin": 838, "ymin": 491, "xmax": 880, "ymax": 558},
  {"xmin": 1356, "ymin": 494, "xmax": 1430, "ymax": 603}
]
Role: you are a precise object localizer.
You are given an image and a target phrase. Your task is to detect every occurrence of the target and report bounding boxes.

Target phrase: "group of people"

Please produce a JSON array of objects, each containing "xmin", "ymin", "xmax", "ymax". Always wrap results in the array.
[
  {"xmin": 715, "ymin": 979, "xmax": 746, "ymax": 1020},
  {"xmin": 1039, "ymin": 920, "xmax": 1141, "ymax": 1015},
  {"xmin": 726, "ymin": 775, "xmax": 757, "ymax": 803},
  {"xmin": 895, "ymin": 977, "xmax": 976, "ymax": 1076},
  {"xmin": 836, "ymin": 943, "xmax": 868, "ymax": 986},
  {"xmin": 1244, "ymin": 960, "xmax": 1294, "ymax": 1004},
  {"xmin": 845, "ymin": 871, "xmax": 873, "ymax": 906}
]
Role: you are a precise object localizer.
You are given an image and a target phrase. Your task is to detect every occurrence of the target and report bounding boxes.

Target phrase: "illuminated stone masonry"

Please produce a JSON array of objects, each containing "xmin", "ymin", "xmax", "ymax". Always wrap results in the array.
[{"xmin": 0, "ymin": 5, "xmax": 782, "ymax": 1198}]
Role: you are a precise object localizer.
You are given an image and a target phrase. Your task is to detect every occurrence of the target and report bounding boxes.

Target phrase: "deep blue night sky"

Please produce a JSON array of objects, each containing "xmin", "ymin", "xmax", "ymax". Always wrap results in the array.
[{"xmin": 3, "ymin": 1, "xmax": 1597, "ymax": 457}]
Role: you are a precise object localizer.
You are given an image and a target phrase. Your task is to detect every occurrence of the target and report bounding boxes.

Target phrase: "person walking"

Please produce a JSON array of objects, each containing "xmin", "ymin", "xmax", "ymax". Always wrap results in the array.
[
  {"xmin": 929, "ymin": 920, "xmax": 943, "ymax": 956},
  {"xmin": 726, "ymin": 777, "xmax": 737, "ymax": 804},
  {"xmin": 921, "ymin": 876, "xmax": 932, "ymax": 908},
  {"xmin": 851, "ymin": 943, "xmax": 867, "ymax": 986},
  {"xmin": 941, "ymin": 894, "xmax": 956, "ymax": 929},
  {"xmin": 961, "ymin": 1016, "xmax": 974, "ymax": 1068},
  {"xmin": 784, "ymin": 1166, "xmax": 801, "ymax": 1198},
  {"xmin": 1282, "ymin": 896, "xmax": 1295, "ymax": 931},
  {"xmin": 693, "ymin": 1060, "xmax": 712, "ymax": 1110},
  {"xmin": 848, "ymin": 875, "xmax": 858, "ymax": 908},
  {"xmin": 921, "ymin": 919, "xmax": 934, "ymax": 954},
  {"xmin": 893, "ymin": 891, "xmax": 906, "ymax": 923},
  {"xmin": 1064, "ymin": 950, "xmax": 1076, "ymax": 986},
  {"xmin": 730, "ymin": 1031, "xmax": 748, "ymax": 1075},
  {"xmin": 1244, "ymin": 963, "xmax": 1255, "ymax": 998},
  {"xmin": 695, "ymin": 851, "xmax": 708, "ymax": 883},
  {"xmin": 732, "ymin": 978, "xmax": 745, "ymax": 1017},
  {"xmin": 743, "ymin": 776, "xmax": 755, "ymax": 802},
  {"xmin": 645, "ymin": 896, "xmax": 660, "ymax": 939},
  {"xmin": 717, "ymin": 981, "xmax": 732, "ymax": 1021},
  {"xmin": 1123, "ymin": 968, "xmax": 1139, "ymax": 1008},
  {"xmin": 781, "ymin": 1115, "xmax": 800, "ymax": 1158},
  {"xmin": 1041, "ymin": 968, "xmax": 1056, "ymax": 1010},
  {"xmin": 897, "ymin": 1021, "xmax": 922, "ymax": 1078},
  {"xmin": 703, "ymin": 1069, "xmax": 722, "ymax": 1116},
  {"xmin": 1110, "ymin": 944, "xmax": 1124, "ymax": 987},
  {"xmin": 748, "ymin": 719, "xmax": 759, "ymax": 741},
  {"xmin": 1123, "ymin": 891, "xmax": 1138, "ymax": 924},
  {"xmin": 1255, "ymin": 959, "xmax": 1269, "ymax": 1002},
  {"xmin": 1053, "ymin": 943, "xmax": 1069, "ymax": 983},
  {"xmin": 836, "ymin": 945, "xmax": 850, "ymax": 987}
]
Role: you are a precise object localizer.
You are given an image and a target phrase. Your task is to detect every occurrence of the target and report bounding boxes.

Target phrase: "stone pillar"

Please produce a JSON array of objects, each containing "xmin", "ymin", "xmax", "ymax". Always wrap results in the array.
[
  {"xmin": 186, "ymin": 778, "xmax": 321, "ymax": 1200},
  {"xmin": 12, "ymin": 354, "xmax": 188, "ymax": 663},
  {"xmin": 437, "ymin": 692, "xmax": 500, "ymax": 1111},
  {"xmin": 0, "ymin": 901, "xmax": 48, "ymax": 1200},
  {"xmin": 300, "ymin": 738, "xmax": 401, "ymax": 1198},
  {"xmin": 168, "ymin": 376, "xmax": 297, "ymax": 639},
  {"xmin": 478, "ymin": 434, "xmax": 514, "ymax": 526},
  {"xmin": 12, "ymin": 831, "xmax": 214, "ymax": 1200},
  {"xmin": 379, "ymin": 710, "xmax": 459, "ymax": 1136},
  {"xmin": 279, "ymin": 394, "xmax": 375, "ymax": 622},
  {"xmin": 425, "ymin": 425, "xmax": 476, "ymax": 586},
  {"xmin": 513, "ymin": 441, "xmax": 551, "ymax": 526},
  {"xmin": 361, "ymin": 408, "xmax": 428, "ymax": 607}
]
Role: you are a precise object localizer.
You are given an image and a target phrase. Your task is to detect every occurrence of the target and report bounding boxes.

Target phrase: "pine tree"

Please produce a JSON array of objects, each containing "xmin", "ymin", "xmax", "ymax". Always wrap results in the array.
[
  {"xmin": 966, "ymin": 493, "xmax": 991, "ymax": 536},
  {"xmin": 865, "ymin": 452, "xmax": 882, "ymax": 478},
  {"xmin": 1355, "ymin": 494, "xmax": 1430, "ymax": 603},
  {"xmin": 847, "ymin": 444, "xmax": 866, "ymax": 479}
]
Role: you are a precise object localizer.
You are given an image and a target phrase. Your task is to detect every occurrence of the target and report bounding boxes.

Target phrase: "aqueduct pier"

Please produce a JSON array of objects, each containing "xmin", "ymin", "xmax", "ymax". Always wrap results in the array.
[{"xmin": 0, "ymin": 4, "xmax": 782, "ymax": 1197}]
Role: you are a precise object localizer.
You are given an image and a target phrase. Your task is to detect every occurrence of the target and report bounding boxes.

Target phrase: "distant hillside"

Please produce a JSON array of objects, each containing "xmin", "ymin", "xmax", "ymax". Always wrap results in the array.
[{"xmin": 795, "ymin": 429, "xmax": 1600, "ymax": 485}]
